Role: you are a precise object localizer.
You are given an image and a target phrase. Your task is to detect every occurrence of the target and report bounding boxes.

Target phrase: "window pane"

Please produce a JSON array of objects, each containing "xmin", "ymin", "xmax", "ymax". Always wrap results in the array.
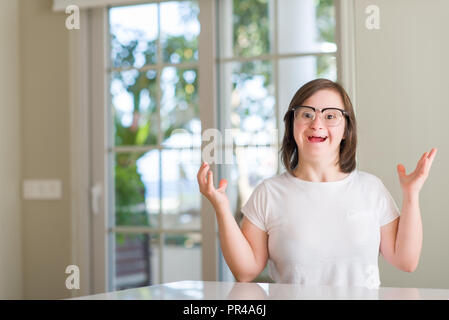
[
  {"xmin": 218, "ymin": 59, "xmax": 278, "ymax": 222},
  {"xmin": 160, "ymin": 67, "xmax": 199, "ymax": 143},
  {"xmin": 115, "ymin": 152, "xmax": 159, "ymax": 228},
  {"xmin": 277, "ymin": 55, "xmax": 336, "ymax": 140},
  {"xmin": 162, "ymin": 233, "xmax": 202, "ymax": 283},
  {"xmin": 235, "ymin": 145, "xmax": 278, "ymax": 207},
  {"xmin": 160, "ymin": 1, "xmax": 200, "ymax": 64},
  {"xmin": 111, "ymin": 69, "xmax": 158, "ymax": 146},
  {"xmin": 114, "ymin": 233, "xmax": 159, "ymax": 290},
  {"xmin": 109, "ymin": 4, "xmax": 158, "ymax": 68},
  {"xmin": 161, "ymin": 149, "xmax": 201, "ymax": 230},
  {"xmin": 227, "ymin": 60, "xmax": 275, "ymax": 136},
  {"xmin": 218, "ymin": 0, "xmax": 272, "ymax": 59},
  {"xmin": 278, "ymin": 0, "xmax": 336, "ymax": 54},
  {"xmin": 317, "ymin": 55, "xmax": 337, "ymax": 80}
]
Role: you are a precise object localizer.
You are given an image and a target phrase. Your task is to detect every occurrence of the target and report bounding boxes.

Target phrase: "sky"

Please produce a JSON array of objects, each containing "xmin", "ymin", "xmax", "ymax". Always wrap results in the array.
[{"xmin": 109, "ymin": 2, "xmax": 200, "ymax": 42}]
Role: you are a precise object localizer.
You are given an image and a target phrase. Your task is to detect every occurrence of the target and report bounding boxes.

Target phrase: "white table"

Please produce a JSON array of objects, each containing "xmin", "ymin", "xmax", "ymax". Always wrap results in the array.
[{"xmin": 72, "ymin": 281, "xmax": 449, "ymax": 300}]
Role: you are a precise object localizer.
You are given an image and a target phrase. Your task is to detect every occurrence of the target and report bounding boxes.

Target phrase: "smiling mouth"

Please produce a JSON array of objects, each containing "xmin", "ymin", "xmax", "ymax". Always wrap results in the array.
[{"xmin": 308, "ymin": 136, "xmax": 328, "ymax": 143}]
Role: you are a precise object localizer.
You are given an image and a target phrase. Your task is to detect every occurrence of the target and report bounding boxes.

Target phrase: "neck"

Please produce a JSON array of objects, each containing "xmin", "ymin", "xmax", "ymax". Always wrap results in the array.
[{"xmin": 293, "ymin": 156, "xmax": 349, "ymax": 182}]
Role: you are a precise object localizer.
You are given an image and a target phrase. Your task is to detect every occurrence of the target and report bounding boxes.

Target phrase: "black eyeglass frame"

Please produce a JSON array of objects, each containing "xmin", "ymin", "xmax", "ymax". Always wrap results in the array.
[{"xmin": 290, "ymin": 106, "xmax": 349, "ymax": 119}]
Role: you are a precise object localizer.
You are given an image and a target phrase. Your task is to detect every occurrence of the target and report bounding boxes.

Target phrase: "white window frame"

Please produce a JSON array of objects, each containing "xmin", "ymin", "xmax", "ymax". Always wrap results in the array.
[
  {"xmin": 65, "ymin": 0, "xmax": 218, "ymax": 295},
  {"xmin": 54, "ymin": 0, "xmax": 191, "ymax": 11},
  {"xmin": 62, "ymin": 0, "xmax": 355, "ymax": 296},
  {"xmin": 336, "ymin": 0, "xmax": 357, "ymax": 107},
  {"xmin": 68, "ymin": 9, "xmax": 92, "ymax": 298}
]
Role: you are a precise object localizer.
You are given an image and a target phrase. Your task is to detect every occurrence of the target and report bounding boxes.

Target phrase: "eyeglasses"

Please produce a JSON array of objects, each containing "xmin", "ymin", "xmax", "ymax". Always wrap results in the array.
[{"xmin": 291, "ymin": 106, "xmax": 348, "ymax": 127}]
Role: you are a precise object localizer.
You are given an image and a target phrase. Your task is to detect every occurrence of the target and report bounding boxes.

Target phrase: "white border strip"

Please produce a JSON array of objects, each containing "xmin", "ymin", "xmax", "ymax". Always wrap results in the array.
[{"xmin": 53, "ymin": 0, "xmax": 188, "ymax": 12}]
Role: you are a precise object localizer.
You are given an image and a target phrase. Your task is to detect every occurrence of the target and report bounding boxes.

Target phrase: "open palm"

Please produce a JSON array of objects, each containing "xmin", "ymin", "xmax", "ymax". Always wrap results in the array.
[
  {"xmin": 197, "ymin": 162, "xmax": 230, "ymax": 210},
  {"xmin": 397, "ymin": 148, "xmax": 437, "ymax": 195}
]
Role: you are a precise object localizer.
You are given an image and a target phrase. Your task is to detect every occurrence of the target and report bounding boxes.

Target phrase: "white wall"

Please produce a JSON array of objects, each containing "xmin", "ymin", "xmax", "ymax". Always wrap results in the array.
[
  {"xmin": 354, "ymin": 0, "xmax": 449, "ymax": 288},
  {"xmin": 0, "ymin": 0, "xmax": 23, "ymax": 299}
]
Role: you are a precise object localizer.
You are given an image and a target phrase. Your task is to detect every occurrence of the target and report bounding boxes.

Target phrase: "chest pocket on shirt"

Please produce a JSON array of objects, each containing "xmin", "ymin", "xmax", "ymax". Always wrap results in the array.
[{"xmin": 344, "ymin": 209, "xmax": 375, "ymax": 245}]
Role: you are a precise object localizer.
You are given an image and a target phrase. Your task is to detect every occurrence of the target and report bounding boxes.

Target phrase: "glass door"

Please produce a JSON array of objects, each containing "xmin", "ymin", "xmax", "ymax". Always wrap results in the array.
[
  {"xmin": 108, "ymin": 1, "xmax": 202, "ymax": 290},
  {"xmin": 89, "ymin": 1, "xmax": 217, "ymax": 293}
]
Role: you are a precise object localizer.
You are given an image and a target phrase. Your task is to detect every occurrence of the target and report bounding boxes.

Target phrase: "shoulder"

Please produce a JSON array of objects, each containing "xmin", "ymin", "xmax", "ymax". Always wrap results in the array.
[
  {"xmin": 258, "ymin": 172, "xmax": 291, "ymax": 189},
  {"xmin": 263, "ymin": 172, "xmax": 289, "ymax": 184},
  {"xmin": 246, "ymin": 173, "xmax": 290, "ymax": 198},
  {"xmin": 353, "ymin": 170, "xmax": 384, "ymax": 185},
  {"xmin": 353, "ymin": 170, "xmax": 391, "ymax": 196}
]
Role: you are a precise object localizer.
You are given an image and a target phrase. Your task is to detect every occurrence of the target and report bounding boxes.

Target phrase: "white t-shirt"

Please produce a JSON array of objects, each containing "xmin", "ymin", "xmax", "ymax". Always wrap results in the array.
[{"xmin": 241, "ymin": 169, "xmax": 400, "ymax": 289}]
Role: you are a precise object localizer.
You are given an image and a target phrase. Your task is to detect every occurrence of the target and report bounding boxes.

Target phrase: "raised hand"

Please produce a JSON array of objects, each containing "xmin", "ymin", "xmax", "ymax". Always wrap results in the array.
[
  {"xmin": 197, "ymin": 162, "xmax": 229, "ymax": 210},
  {"xmin": 397, "ymin": 148, "xmax": 437, "ymax": 196}
]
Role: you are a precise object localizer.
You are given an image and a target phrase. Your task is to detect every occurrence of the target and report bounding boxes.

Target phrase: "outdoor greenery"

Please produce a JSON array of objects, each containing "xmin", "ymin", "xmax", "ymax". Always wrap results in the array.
[
  {"xmin": 316, "ymin": 0, "xmax": 335, "ymax": 43},
  {"xmin": 316, "ymin": 0, "xmax": 336, "ymax": 77}
]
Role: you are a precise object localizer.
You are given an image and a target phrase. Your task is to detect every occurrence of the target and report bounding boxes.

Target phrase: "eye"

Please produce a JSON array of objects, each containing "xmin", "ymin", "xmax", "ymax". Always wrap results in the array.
[
  {"xmin": 324, "ymin": 111, "xmax": 338, "ymax": 120},
  {"xmin": 303, "ymin": 112, "xmax": 314, "ymax": 119}
]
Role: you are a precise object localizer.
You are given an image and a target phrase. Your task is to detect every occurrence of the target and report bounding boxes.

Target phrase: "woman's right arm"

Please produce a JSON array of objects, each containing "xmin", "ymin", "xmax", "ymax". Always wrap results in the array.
[{"xmin": 197, "ymin": 162, "xmax": 268, "ymax": 282}]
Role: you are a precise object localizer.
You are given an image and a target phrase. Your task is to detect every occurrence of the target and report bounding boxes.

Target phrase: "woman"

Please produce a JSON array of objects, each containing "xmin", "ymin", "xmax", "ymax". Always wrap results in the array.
[{"xmin": 196, "ymin": 78, "xmax": 437, "ymax": 288}]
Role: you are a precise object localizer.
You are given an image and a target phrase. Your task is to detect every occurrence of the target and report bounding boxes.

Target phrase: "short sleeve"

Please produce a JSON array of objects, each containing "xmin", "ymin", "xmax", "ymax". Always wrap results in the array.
[
  {"xmin": 377, "ymin": 179, "xmax": 400, "ymax": 226},
  {"xmin": 240, "ymin": 181, "xmax": 268, "ymax": 232}
]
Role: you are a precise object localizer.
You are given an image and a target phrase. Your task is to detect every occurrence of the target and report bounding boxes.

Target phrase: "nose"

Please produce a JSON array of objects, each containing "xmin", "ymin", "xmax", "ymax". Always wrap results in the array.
[{"xmin": 310, "ymin": 112, "xmax": 324, "ymax": 130}]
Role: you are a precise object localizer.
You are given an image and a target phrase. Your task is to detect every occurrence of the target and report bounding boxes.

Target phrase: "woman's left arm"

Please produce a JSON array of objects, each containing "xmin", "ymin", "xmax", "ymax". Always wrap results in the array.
[{"xmin": 380, "ymin": 148, "xmax": 437, "ymax": 272}]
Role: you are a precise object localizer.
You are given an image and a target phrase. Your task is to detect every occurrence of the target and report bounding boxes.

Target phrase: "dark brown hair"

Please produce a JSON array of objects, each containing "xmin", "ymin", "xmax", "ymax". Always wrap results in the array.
[{"xmin": 280, "ymin": 78, "xmax": 357, "ymax": 175}]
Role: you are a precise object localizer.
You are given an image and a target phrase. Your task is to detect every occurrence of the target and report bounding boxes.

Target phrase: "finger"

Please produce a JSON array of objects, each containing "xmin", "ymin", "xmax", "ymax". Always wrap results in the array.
[
  {"xmin": 196, "ymin": 162, "xmax": 204, "ymax": 183},
  {"xmin": 427, "ymin": 148, "xmax": 437, "ymax": 164},
  {"xmin": 424, "ymin": 148, "xmax": 438, "ymax": 172},
  {"xmin": 397, "ymin": 164, "xmax": 406, "ymax": 177},
  {"xmin": 217, "ymin": 179, "xmax": 228, "ymax": 192},
  {"xmin": 197, "ymin": 162, "xmax": 209, "ymax": 187},
  {"xmin": 207, "ymin": 170, "xmax": 215, "ymax": 192},
  {"xmin": 414, "ymin": 152, "xmax": 428, "ymax": 175},
  {"xmin": 418, "ymin": 152, "xmax": 428, "ymax": 165},
  {"xmin": 427, "ymin": 148, "xmax": 437, "ymax": 158}
]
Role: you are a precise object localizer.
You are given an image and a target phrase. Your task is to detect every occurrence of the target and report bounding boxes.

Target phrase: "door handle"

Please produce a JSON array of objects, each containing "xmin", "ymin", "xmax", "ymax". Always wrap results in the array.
[{"xmin": 90, "ymin": 183, "xmax": 103, "ymax": 215}]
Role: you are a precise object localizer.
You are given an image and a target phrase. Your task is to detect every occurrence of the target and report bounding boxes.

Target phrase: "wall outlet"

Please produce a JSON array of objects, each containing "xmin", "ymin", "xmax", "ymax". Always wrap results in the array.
[{"xmin": 23, "ymin": 180, "xmax": 62, "ymax": 200}]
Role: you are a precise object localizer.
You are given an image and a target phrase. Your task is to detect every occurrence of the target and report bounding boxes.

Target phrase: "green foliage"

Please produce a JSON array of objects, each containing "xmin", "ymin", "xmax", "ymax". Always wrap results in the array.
[
  {"xmin": 115, "ymin": 153, "xmax": 147, "ymax": 227},
  {"xmin": 231, "ymin": 0, "xmax": 273, "ymax": 134},
  {"xmin": 163, "ymin": 35, "xmax": 198, "ymax": 63},
  {"xmin": 316, "ymin": 0, "xmax": 335, "ymax": 43},
  {"xmin": 232, "ymin": 0, "xmax": 271, "ymax": 86},
  {"xmin": 115, "ymin": 153, "xmax": 147, "ymax": 245},
  {"xmin": 233, "ymin": 0, "xmax": 270, "ymax": 58}
]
